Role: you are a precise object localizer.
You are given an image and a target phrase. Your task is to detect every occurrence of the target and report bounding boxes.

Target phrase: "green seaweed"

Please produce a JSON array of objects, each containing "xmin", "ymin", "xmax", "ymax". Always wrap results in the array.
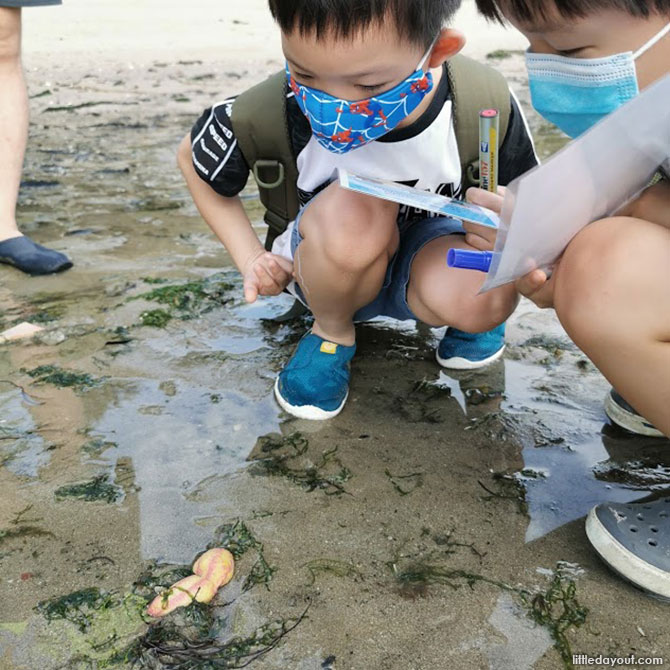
[
  {"xmin": 0, "ymin": 525, "xmax": 54, "ymax": 545},
  {"xmin": 55, "ymin": 475, "xmax": 123, "ymax": 503},
  {"xmin": 24, "ymin": 365, "xmax": 100, "ymax": 390},
  {"xmin": 520, "ymin": 569, "xmax": 589, "ymax": 669},
  {"xmin": 211, "ymin": 519, "xmax": 276, "ymax": 591},
  {"xmin": 478, "ymin": 471, "xmax": 529, "ymax": 515},
  {"xmin": 385, "ymin": 469, "xmax": 424, "ymax": 496},
  {"xmin": 250, "ymin": 433, "xmax": 352, "ymax": 495},
  {"xmin": 303, "ymin": 558, "xmax": 361, "ymax": 585},
  {"xmin": 388, "ymin": 548, "xmax": 587, "ymax": 669},
  {"xmin": 82, "ymin": 438, "xmax": 118, "ymax": 456},
  {"xmin": 132, "ymin": 276, "xmax": 235, "ymax": 325},
  {"xmin": 140, "ymin": 308, "xmax": 173, "ymax": 328},
  {"xmin": 128, "ymin": 609, "xmax": 308, "ymax": 669},
  {"xmin": 36, "ymin": 587, "xmax": 119, "ymax": 633},
  {"xmin": 120, "ymin": 556, "xmax": 302, "ymax": 669}
]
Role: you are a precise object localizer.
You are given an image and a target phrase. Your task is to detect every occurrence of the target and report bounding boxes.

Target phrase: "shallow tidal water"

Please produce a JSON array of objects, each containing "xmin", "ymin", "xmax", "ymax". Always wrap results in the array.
[{"xmin": 1, "ymin": 52, "xmax": 669, "ymax": 670}]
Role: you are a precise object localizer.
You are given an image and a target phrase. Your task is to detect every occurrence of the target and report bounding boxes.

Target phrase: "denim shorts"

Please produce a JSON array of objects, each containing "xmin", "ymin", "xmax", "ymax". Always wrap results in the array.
[{"xmin": 288, "ymin": 206, "xmax": 465, "ymax": 322}]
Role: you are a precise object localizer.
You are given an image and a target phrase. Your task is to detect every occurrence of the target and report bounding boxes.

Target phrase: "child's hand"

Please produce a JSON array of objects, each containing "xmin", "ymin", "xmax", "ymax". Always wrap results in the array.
[
  {"xmin": 515, "ymin": 266, "xmax": 557, "ymax": 309},
  {"xmin": 463, "ymin": 186, "xmax": 507, "ymax": 251},
  {"xmin": 242, "ymin": 249, "xmax": 294, "ymax": 303}
]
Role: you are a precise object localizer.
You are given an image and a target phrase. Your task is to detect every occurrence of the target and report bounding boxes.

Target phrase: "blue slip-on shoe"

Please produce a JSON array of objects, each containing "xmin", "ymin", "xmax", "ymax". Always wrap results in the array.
[
  {"xmin": 274, "ymin": 332, "xmax": 356, "ymax": 420},
  {"xmin": 586, "ymin": 497, "xmax": 670, "ymax": 599},
  {"xmin": 0, "ymin": 235, "xmax": 72, "ymax": 275},
  {"xmin": 605, "ymin": 389, "xmax": 664, "ymax": 438},
  {"xmin": 436, "ymin": 323, "xmax": 506, "ymax": 370}
]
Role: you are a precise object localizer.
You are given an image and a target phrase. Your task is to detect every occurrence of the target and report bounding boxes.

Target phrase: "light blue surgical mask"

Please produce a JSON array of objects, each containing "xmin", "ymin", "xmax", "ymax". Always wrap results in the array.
[{"xmin": 526, "ymin": 22, "xmax": 670, "ymax": 138}]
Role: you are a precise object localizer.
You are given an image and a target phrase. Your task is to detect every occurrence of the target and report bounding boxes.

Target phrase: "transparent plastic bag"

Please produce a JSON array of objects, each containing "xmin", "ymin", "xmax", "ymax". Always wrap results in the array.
[{"xmin": 481, "ymin": 74, "xmax": 670, "ymax": 291}]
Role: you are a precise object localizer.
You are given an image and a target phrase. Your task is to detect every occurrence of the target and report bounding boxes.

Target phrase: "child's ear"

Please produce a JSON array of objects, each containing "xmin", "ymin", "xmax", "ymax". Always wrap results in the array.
[{"xmin": 427, "ymin": 28, "xmax": 466, "ymax": 68}]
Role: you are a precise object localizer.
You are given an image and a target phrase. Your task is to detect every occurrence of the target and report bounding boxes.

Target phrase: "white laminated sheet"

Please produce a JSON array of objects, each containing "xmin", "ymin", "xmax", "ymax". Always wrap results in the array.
[{"xmin": 481, "ymin": 74, "xmax": 670, "ymax": 291}]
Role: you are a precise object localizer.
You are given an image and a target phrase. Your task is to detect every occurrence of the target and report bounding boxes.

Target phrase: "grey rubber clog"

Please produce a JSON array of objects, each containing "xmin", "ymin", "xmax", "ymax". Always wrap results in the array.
[{"xmin": 586, "ymin": 497, "xmax": 670, "ymax": 599}]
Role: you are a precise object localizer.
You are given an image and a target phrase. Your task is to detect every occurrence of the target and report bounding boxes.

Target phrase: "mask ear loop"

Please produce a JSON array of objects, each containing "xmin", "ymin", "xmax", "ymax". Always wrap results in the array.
[
  {"xmin": 415, "ymin": 36, "xmax": 439, "ymax": 72},
  {"xmin": 633, "ymin": 21, "xmax": 670, "ymax": 59}
]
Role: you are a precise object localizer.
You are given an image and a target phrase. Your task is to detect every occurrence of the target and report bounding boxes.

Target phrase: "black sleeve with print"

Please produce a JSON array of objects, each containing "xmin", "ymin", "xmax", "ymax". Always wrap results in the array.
[
  {"xmin": 190, "ymin": 99, "xmax": 250, "ymax": 198},
  {"xmin": 498, "ymin": 95, "xmax": 539, "ymax": 187}
]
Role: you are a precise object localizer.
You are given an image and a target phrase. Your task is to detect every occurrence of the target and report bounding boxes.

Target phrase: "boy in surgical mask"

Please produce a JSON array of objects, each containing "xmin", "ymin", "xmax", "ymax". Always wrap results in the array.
[
  {"xmin": 470, "ymin": 0, "xmax": 670, "ymax": 598},
  {"xmin": 178, "ymin": 0, "xmax": 537, "ymax": 420}
]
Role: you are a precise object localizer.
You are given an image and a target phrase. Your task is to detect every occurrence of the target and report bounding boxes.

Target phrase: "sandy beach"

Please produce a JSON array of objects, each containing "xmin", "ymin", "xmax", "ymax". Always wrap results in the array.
[{"xmin": 1, "ymin": 2, "xmax": 669, "ymax": 669}]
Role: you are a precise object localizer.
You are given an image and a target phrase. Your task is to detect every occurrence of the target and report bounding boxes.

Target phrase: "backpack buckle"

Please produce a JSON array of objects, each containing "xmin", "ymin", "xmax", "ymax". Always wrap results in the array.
[{"xmin": 254, "ymin": 160, "xmax": 285, "ymax": 189}]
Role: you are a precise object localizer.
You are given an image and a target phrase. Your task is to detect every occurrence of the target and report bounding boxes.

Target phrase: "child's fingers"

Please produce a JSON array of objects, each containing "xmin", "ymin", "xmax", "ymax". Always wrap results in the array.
[
  {"xmin": 253, "ymin": 264, "xmax": 280, "ymax": 292},
  {"xmin": 465, "ymin": 186, "xmax": 505, "ymax": 213},
  {"xmin": 243, "ymin": 277, "xmax": 259, "ymax": 304},
  {"xmin": 515, "ymin": 269, "xmax": 546, "ymax": 296},
  {"xmin": 515, "ymin": 269, "xmax": 555, "ymax": 308},
  {"xmin": 464, "ymin": 232, "xmax": 493, "ymax": 252},
  {"xmin": 266, "ymin": 253, "xmax": 293, "ymax": 274},
  {"xmin": 266, "ymin": 257, "xmax": 292, "ymax": 285},
  {"xmin": 463, "ymin": 221, "xmax": 496, "ymax": 248}
]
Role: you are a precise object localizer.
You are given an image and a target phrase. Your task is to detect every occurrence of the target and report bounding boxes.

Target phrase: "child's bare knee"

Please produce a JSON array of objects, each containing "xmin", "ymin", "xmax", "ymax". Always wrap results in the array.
[
  {"xmin": 554, "ymin": 217, "xmax": 631, "ymax": 340},
  {"xmin": 302, "ymin": 184, "xmax": 398, "ymax": 271},
  {"xmin": 414, "ymin": 284, "xmax": 514, "ymax": 331}
]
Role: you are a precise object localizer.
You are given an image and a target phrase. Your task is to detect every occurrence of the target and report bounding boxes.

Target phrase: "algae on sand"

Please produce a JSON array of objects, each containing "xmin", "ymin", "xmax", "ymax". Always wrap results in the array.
[
  {"xmin": 36, "ymin": 587, "xmax": 120, "ymax": 633},
  {"xmin": 249, "ymin": 432, "xmax": 352, "ymax": 496},
  {"xmin": 211, "ymin": 519, "xmax": 276, "ymax": 592},
  {"xmin": 389, "ymin": 543, "xmax": 588, "ymax": 670},
  {"xmin": 132, "ymin": 274, "xmax": 235, "ymax": 326},
  {"xmin": 24, "ymin": 365, "xmax": 101, "ymax": 391},
  {"xmin": 55, "ymin": 474, "xmax": 123, "ymax": 503}
]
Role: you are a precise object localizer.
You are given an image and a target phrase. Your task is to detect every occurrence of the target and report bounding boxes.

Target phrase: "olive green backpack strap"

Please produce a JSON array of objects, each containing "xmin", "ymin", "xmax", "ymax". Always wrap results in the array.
[
  {"xmin": 447, "ymin": 54, "xmax": 512, "ymax": 192},
  {"xmin": 231, "ymin": 72, "xmax": 300, "ymax": 251}
]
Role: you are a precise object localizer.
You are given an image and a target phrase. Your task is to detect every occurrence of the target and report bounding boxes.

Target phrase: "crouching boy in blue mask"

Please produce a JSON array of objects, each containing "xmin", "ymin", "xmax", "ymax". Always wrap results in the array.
[
  {"xmin": 178, "ymin": 0, "xmax": 537, "ymax": 420},
  {"xmin": 470, "ymin": 0, "xmax": 670, "ymax": 598}
]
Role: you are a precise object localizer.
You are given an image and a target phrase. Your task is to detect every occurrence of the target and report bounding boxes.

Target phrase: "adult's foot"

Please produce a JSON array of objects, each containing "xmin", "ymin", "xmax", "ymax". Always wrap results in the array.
[{"xmin": 0, "ymin": 235, "xmax": 72, "ymax": 275}]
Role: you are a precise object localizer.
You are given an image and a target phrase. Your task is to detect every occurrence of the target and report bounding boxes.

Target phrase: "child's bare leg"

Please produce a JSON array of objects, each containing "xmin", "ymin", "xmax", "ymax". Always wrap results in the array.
[
  {"xmin": 407, "ymin": 235, "xmax": 519, "ymax": 331},
  {"xmin": 554, "ymin": 217, "xmax": 670, "ymax": 437},
  {"xmin": 296, "ymin": 181, "xmax": 399, "ymax": 345}
]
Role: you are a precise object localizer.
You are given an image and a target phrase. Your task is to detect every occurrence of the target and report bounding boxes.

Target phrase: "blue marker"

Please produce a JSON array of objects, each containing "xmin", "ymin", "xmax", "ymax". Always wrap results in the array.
[{"xmin": 447, "ymin": 248, "xmax": 493, "ymax": 273}]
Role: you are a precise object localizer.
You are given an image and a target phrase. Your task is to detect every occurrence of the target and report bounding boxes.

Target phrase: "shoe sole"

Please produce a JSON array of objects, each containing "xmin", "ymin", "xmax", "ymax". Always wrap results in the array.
[
  {"xmin": 604, "ymin": 393, "xmax": 665, "ymax": 438},
  {"xmin": 585, "ymin": 507, "xmax": 670, "ymax": 600},
  {"xmin": 435, "ymin": 344, "xmax": 505, "ymax": 371},
  {"xmin": 273, "ymin": 377, "xmax": 347, "ymax": 420}
]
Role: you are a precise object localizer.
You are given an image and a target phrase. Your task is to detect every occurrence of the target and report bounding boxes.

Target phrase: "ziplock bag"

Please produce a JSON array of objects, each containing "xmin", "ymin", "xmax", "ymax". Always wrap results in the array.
[{"xmin": 480, "ymin": 75, "xmax": 670, "ymax": 292}]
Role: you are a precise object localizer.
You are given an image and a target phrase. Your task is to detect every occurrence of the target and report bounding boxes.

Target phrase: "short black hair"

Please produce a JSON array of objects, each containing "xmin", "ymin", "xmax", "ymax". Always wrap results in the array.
[
  {"xmin": 268, "ymin": 0, "xmax": 462, "ymax": 47},
  {"xmin": 476, "ymin": 0, "xmax": 670, "ymax": 24}
]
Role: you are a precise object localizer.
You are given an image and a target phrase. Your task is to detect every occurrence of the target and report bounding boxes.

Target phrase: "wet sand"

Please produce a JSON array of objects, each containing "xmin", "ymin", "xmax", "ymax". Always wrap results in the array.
[{"xmin": 2, "ymin": 2, "xmax": 670, "ymax": 669}]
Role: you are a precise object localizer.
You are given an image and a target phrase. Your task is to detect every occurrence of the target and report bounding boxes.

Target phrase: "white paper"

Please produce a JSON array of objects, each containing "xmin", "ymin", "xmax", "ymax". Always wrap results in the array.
[{"xmin": 481, "ymin": 74, "xmax": 670, "ymax": 291}]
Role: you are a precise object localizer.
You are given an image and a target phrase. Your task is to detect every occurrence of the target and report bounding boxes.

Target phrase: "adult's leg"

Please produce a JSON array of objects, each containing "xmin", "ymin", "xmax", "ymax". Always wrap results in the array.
[
  {"xmin": 0, "ymin": 6, "xmax": 25, "ymax": 242},
  {"xmin": 554, "ymin": 217, "xmax": 670, "ymax": 437},
  {"xmin": 0, "ymin": 6, "xmax": 71, "ymax": 274},
  {"xmin": 295, "ymin": 181, "xmax": 399, "ymax": 346}
]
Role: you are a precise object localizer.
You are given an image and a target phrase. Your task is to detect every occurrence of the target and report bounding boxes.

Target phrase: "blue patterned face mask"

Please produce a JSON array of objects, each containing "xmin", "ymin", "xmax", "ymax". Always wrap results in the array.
[
  {"xmin": 287, "ymin": 43, "xmax": 435, "ymax": 154},
  {"xmin": 526, "ymin": 21, "xmax": 670, "ymax": 138}
]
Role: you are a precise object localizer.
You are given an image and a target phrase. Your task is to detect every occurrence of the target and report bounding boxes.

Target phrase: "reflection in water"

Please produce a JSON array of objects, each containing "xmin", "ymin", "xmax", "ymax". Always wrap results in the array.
[
  {"xmin": 439, "ymin": 346, "xmax": 670, "ymax": 543},
  {"xmin": 94, "ymin": 379, "xmax": 280, "ymax": 564},
  {"xmin": 0, "ymin": 392, "xmax": 51, "ymax": 478}
]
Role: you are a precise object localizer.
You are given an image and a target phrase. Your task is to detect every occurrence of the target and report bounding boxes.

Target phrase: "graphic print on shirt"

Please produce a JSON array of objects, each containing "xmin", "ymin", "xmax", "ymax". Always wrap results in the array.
[{"xmin": 190, "ymin": 64, "xmax": 539, "ymax": 222}]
